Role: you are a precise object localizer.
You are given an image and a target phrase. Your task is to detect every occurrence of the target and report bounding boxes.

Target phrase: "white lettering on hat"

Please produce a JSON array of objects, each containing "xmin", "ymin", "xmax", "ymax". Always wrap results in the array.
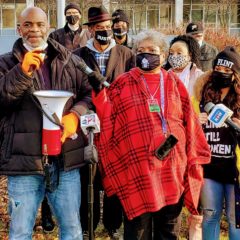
[
  {"xmin": 192, "ymin": 25, "xmax": 197, "ymax": 30},
  {"xmin": 217, "ymin": 58, "xmax": 234, "ymax": 68}
]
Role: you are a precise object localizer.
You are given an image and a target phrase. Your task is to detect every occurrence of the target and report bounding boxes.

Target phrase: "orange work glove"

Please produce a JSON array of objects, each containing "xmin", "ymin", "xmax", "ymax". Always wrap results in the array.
[
  {"xmin": 61, "ymin": 112, "xmax": 79, "ymax": 143},
  {"xmin": 21, "ymin": 50, "xmax": 44, "ymax": 76}
]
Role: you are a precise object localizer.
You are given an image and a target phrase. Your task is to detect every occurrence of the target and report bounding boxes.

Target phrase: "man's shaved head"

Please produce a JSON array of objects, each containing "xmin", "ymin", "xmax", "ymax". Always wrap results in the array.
[
  {"xmin": 19, "ymin": 7, "xmax": 48, "ymax": 24},
  {"xmin": 18, "ymin": 7, "xmax": 49, "ymax": 48}
]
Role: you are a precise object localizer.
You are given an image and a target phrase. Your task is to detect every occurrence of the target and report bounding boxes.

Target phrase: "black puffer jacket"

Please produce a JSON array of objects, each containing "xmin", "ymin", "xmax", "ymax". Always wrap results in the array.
[{"xmin": 0, "ymin": 38, "xmax": 92, "ymax": 175}]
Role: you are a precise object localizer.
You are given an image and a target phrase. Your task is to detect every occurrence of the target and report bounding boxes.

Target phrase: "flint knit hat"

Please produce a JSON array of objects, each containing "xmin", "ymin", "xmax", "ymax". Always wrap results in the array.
[
  {"xmin": 112, "ymin": 9, "xmax": 129, "ymax": 24},
  {"xmin": 186, "ymin": 22, "xmax": 204, "ymax": 35},
  {"xmin": 83, "ymin": 5, "xmax": 112, "ymax": 25},
  {"xmin": 213, "ymin": 46, "xmax": 240, "ymax": 74},
  {"xmin": 64, "ymin": 3, "xmax": 81, "ymax": 15}
]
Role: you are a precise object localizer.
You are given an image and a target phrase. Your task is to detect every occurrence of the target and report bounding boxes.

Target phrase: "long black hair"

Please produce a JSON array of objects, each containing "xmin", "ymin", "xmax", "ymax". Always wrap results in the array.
[{"xmin": 164, "ymin": 34, "xmax": 201, "ymax": 70}]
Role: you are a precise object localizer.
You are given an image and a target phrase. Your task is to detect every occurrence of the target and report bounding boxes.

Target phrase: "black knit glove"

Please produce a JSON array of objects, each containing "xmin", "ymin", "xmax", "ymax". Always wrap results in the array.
[{"xmin": 88, "ymin": 71, "xmax": 106, "ymax": 93}]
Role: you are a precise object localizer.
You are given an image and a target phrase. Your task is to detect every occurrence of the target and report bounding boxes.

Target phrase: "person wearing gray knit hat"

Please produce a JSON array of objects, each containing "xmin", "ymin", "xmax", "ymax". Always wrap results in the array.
[
  {"xmin": 64, "ymin": 3, "xmax": 82, "ymax": 29},
  {"xmin": 48, "ymin": 2, "xmax": 91, "ymax": 51},
  {"xmin": 111, "ymin": 9, "xmax": 134, "ymax": 48}
]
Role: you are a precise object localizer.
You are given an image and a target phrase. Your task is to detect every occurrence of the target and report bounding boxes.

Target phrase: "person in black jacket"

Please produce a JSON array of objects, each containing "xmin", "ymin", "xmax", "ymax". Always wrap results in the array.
[
  {"xmin": 49, "ymin": 2, "xmax": 91, "ymax": 51},
  {"xmin": 111, "ymin": 9, "xmax": 134, "ymax": 49},
  {"xmin": 0, "ymin": 7, "xmax": 93, "ymax": 239},
  {"xmin": 44, "ymin": 2, "xmax": 92, "ymax": 233}
]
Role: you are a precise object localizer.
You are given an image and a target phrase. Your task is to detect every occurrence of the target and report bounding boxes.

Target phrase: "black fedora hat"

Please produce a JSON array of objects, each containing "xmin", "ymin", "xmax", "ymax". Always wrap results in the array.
[{"xmin": 83, "ymin": 5, "xmax": 112, "ymax": 25}]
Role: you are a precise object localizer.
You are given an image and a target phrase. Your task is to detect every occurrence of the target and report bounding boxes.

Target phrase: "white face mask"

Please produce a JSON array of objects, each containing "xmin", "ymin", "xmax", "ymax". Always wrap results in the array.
[
  {"xmin": 23, "ymin": 42, "xmax": 48, "ymax": 52},
  {"xmin": 23, "ymin": 42, "xmax": 48, "ymax": 60},
  {"xmin": 168, "ymin": 55, "xmax": 190, "ymax": 69}
]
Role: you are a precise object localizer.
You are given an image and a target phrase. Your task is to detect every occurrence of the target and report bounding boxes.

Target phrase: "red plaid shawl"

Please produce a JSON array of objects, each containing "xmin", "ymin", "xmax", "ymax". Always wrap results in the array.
[{"xmin": 93, "ymin": 68, "xmax": 210, "ymax": 220}]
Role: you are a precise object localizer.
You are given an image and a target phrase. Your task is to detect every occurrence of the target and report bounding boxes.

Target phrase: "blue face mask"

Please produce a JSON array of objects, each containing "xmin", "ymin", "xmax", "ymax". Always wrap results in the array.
[{"xmin": 136, "ymin": 53, "xmax": 160, "ymax": 71}]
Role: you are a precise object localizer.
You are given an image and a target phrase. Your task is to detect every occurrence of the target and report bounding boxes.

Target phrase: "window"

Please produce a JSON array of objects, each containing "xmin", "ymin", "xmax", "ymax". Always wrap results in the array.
[{"xmin": 2, "ymin": 4, "xmax": 15, "ymax": 28}]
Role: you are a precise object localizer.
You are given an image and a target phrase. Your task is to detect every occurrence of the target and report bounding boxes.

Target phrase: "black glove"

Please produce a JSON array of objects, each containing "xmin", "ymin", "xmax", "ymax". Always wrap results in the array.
[
  {"xmin": 84, "ymin": 144, "xmax": 98, "ymax": 164},
  {"xmin": 88, "ymin": 71, "xmax": 106, "ymax": 93}
]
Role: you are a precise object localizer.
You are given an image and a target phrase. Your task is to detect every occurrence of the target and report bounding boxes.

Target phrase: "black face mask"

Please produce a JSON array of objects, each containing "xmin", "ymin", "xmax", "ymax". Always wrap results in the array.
[
  {"xmin": 212, "ymin": 71, "xmax": 233, "ymax": 89},
  {"xmin": 66, "ymin": 15, "xmax": 80, "ymax": 25},
  {"xmin": 95, "ymin": 30, "xmax": 112, "ymax": 45},
  {"xmin": 136, "ymin": 53, "xmax": 160, "ymax": 71},
  {"xmin": 113, "ymin": 28, "xmax": 128, "ymax": 39}
]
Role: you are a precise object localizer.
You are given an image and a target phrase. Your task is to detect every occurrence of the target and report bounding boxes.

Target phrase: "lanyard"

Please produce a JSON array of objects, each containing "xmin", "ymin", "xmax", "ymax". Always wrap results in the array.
[{"xmin": 142, "ymin": 70, "xmax": 168, "ymax": 134}]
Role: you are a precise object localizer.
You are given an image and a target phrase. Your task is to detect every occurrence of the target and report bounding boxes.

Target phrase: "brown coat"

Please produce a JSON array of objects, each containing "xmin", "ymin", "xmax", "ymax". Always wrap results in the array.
[
  {"xmin": 49, "ymin": 24, "xmax": 92, "ymax": 51},
  {"xmin": 74, "ymin": 44, "xmax": 135, "ymax": 83}
]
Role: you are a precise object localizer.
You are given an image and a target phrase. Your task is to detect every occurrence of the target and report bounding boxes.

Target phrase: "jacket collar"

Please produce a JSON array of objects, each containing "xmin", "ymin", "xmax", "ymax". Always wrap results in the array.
[
  {"xmin": 86, "ymin": 38, "xmax": 116, "ymax": 53},
  {"xmin": 64, "ymin": 23, "xmax": 82, "ymax": 33},
  {"xmin": 193, "ymin": 70, "xmax": 213, "ymax": 101}
]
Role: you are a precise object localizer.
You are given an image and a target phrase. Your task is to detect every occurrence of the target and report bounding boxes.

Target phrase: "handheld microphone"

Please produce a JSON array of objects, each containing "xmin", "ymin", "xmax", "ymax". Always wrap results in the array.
[
  {"xmin": 204, "ymin": 102, "xmax": 240, "ymax": 132},
  {"xmin": 81, "ymin": 111, "xmax": 100, "ymax": 164},
  {"xmin": 80, "ymin": 111, "xmax": 101, "ymax": 136},
  {"xmin": 77, "ymin": 60, "xmax": 110, "ymax": 88}
]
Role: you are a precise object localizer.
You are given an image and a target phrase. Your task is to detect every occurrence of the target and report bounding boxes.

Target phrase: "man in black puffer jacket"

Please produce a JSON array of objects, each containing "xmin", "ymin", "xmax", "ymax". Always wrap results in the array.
[{"xmin": 0, "ymin": 6, "xmax": 93, "ymax": 239}]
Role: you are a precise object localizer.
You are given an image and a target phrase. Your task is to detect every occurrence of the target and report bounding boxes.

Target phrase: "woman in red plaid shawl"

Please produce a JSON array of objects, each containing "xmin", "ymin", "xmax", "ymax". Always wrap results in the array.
[{"xmin": 88, "ymin": 30, "xmax": 211, "ymax": 240}]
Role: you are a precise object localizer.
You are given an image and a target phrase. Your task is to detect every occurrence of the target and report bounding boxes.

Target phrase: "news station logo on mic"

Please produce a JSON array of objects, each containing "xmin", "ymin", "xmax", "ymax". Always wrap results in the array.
[
  {"xmin": 206, "ymin": 103, "xmax": 233, "ymax": 128},
  {"xmin": 209, "ymin": 108, "xmax": 228, "ymax": 127},
  {"xmin": 80, "ymin": 113, "xmax": 100, "ymax": 135}
]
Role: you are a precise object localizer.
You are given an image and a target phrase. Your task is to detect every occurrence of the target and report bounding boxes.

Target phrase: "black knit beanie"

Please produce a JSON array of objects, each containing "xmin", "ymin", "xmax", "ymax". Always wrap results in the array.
[
  {"xmin": 64, "ymin": 3, "xmax": 81, "ymax": 15},
  {"xmin": 112, "ymin": 9, "xmax": 129, "ymax": 24},
  {"xmin": 213, "ymin": 46, "xmax": 240, "ymax": 74}
]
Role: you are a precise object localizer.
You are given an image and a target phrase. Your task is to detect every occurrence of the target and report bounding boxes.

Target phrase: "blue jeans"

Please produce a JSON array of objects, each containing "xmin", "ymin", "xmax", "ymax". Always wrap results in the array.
[
  {"xmin": 8, "ymin": 169, "xmax": 82, "ymax": 240},
  {"xmin": 201, "ymin": 178, "xmax": 240, "ymax": 240}
]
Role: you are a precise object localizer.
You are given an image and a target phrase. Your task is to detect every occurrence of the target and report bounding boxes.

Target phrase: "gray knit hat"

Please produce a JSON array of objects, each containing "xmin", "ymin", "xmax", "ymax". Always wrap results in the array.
[{"xmin": 64, "ymin": 3, "xmax": 81, "ymax": 15}]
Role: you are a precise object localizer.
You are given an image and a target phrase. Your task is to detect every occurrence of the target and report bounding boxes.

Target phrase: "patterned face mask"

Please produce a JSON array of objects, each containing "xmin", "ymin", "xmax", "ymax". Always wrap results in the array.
[
  {"xmin": 136, "ymin": 53, "xmax": 160, "ymax": 71},
  {"xmin": 168, "ymin": 55, "xmax": 190, "ymax": 69}
]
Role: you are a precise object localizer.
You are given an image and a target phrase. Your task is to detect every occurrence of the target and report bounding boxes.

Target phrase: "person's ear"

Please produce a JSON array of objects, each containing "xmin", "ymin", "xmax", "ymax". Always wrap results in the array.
[
  {"xmin": 17, "ymin": 24, "xmax": 22, "ymax": 36},
  {"xmin": 88, "ymin": 25, "xmax": 95, "ymax": 35}
]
